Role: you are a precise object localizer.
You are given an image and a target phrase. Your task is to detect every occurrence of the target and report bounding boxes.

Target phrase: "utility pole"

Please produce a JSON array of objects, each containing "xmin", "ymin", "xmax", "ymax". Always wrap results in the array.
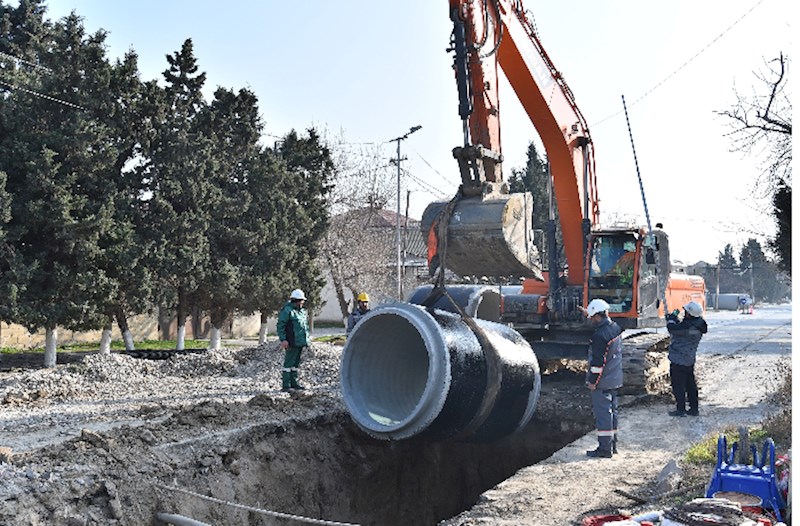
[{"xmin": 391, "ymin": 125, "xmax": 422, "ymax": 300}]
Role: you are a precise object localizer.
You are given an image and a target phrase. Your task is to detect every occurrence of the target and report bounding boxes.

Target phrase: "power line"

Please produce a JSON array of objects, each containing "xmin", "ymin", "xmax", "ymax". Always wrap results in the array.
[
  {"xmin": 591, "ymin": 0, "xmax": 767, "ymax": 128},
  {"xmin": 0, "ymin": 77, "xmax": 86, "ymax": 111},
  {"xmin": 401, "ymin": 167, "xmax": 450, "ymax": 199},
  {"xmin": 409, "ymin": 146, "xmax": 460, "ymax": 189},
  {"xmin": 0, "ymin": 49, "xmax": 52, "ymax": 73}
]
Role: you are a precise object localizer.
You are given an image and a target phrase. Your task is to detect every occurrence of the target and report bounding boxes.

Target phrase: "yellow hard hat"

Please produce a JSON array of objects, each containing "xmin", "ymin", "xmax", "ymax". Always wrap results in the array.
[{"xmin": 357, "ymin": 292, "xmax": 369, "ymax": 302}]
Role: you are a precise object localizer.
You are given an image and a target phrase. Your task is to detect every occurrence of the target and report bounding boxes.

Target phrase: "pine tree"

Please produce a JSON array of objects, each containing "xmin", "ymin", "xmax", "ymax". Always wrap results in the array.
[
  {"xmin": 770, "ymin": 180, "xmax": 791, "ymax": 276},
  {"xmin": 90, "ymin": 53, "xmax": 163, "ymax": 352},
  {"xmin": 717, "ymin": 244, "xmax": 743, "ymax": 294},
  {"xmin": 275, "ymin": 129, "xmax": 333, "ymax": 315},
  {"xmin": 0, "ymin": 10, "xmax": 120, "ymax": 365},
  {"xmin": 236, "ymin": 149, "xmax": 299, "ymax": 343},
  {"xmin": 141, "ymin": 39, "xmax": 214, "ymax": 350},
  {"xmin": 507, "ymin": 141, "xmax": 563, "ymax": 272},
  {"xmin": 194, "ymin": 86, "xmax": 264, "ymax": 349},
  {"xmin": 739, "ymin": 238, "xmax": 785, "ymax": 303}
]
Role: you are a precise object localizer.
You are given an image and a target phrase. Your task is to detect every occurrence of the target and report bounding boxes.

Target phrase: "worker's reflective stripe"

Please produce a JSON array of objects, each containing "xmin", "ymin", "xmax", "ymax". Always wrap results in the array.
[
  {"xmin": 596, "ymin": 430, "xmax": 616, "ymax": 436},
  {"xmin": 282, "ymin": 368, "xmax": 293, "ymax": 372},
  {"xmin": 590, "ymin": 366, "xmax": 603, "ymax": 374}
]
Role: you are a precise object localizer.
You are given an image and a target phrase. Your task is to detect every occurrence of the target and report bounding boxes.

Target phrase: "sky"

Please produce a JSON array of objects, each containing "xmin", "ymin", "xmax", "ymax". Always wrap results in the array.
[{"xmin": 37, "ymin": 0, "xmax": 793, "ymax": 265}]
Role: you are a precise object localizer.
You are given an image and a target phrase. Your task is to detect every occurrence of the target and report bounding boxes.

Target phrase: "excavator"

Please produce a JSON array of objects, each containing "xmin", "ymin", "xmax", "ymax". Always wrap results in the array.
[{"xmin": 418, "ymin": 0, "xmax": 706, "ymax": 393}]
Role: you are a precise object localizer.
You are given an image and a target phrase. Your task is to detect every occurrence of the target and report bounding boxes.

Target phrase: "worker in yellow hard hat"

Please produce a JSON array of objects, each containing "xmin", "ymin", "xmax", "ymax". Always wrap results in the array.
[{"xmin": 346, "ymin": 292, "xmax": 371, "ymax": 336}]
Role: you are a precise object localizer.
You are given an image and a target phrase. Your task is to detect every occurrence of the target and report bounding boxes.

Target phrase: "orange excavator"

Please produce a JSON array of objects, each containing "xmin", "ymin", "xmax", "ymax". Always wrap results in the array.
[{"xmin": 420, "ymin": 0, "xmax": 705, "ymax": 390}]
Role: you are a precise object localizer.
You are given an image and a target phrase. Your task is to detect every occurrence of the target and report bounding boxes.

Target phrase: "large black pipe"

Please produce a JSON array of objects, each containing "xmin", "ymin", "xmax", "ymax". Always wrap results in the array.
[
  {"xmin": 340, "ymin": 303, "xmax": 541, "ymax": 442},
  {"xmin": 407, "ymin": 284, "xmax": 503, "ymax": 322}
]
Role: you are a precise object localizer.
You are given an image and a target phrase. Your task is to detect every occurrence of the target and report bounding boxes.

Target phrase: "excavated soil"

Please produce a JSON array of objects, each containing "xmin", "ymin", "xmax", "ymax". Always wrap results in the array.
[
  {"xmin": 0, "ymin": 342, "xmax": 595, "ymax": 526},
  {"xmin": 1, "ymin": 304, "xmax": 790, "ymax": 526}
]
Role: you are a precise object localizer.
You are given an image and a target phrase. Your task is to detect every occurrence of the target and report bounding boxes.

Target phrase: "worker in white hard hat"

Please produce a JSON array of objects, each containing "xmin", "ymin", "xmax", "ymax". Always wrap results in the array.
[
  {"xmin": 277, "ymin": 288, "xmax": 310, "ymax": 392},
  {"xmin": 666, "ymin": 300, "xmax": 707, "ymax": 416},
  {"xmin": 346, "ymin": 292, "xmax": 371, "ymax": 336},
  {"xmin": 584, "ymin": 298, "xmax": 623, "ymax": 458}
]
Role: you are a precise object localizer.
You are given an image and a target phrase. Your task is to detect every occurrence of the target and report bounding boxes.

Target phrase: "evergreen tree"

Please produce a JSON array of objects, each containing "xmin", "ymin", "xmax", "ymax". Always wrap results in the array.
[
  {"xmin": 770, "ymin": 180, "xmax": 791, "ymax": 276},
  {"xmin": 275, "ymin": 129, "xmax": 334, "ymax": 315},
  {"xmin": 236, "ymin": 148, "xmax": 299, "ymax": 343},
  {"xmin": 739, "ymin": 238, "xmax": 785, "ymax": 303},
  {"xmin": 141, "ymin": 39, "xmax": 214, "ymax": 350},
  {"xmin": 716, "ymin": 244, "xmax": 743, "ymax": 293},
  {"xmin": 91, "ymin": 53, "xmax": 163, "ymax": 352},
  {"xmin": 507, "ymin": 141, "xmax": 562, "ymax": 272},
  {"xmin": 0, "ymin": 171, "xmax": 9, "ymax": 240},
  {"xmin": 194, "ymin": 86, "xmax": 263, "ymax": 349},
  {"xmin": 0, "ymin": 9, "xmax": 122, "ymax": 365}
]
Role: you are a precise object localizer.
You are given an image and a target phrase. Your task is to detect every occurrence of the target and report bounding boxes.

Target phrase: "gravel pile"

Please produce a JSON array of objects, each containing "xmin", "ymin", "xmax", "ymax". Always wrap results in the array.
[{"xmin": 0, "ymin": 340, "xmax": 345, "ymax": 452}]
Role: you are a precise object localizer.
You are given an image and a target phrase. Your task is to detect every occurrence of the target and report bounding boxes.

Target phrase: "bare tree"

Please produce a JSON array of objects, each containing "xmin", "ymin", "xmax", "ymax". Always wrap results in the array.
[
  {"xmin": 717, "ymin": 53, "xmax": 792, "ymax": 191},
  {"xmin": 717, "ymin": 53, "xmax": 792, "ymax": 274},
  {"xmin": 320, "ymin": 134, "xmax": 400, "ymax": 320}
]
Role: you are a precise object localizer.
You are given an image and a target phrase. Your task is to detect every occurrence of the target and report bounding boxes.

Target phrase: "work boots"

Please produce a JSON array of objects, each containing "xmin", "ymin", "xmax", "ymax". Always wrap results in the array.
[
  {"xmin": 282, "ymin": 370, "xmax": 292, "ymax": 392},
  {"xmin": 587, "ymin": 436, "xmax": 614, "ymax": 458},
  {"xmin": 290, "ymin": 371, "xmax": 305, "ymax": 390},
  {"xmin": 586, "ymin": 448, "xmax": 613, "ymax": 458}
]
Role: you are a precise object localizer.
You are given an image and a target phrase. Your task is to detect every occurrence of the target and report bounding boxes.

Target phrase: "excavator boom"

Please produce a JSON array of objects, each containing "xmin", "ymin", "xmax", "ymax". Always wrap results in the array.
[{"xmin": 425, "ymin": 0, "xmax": 599, "ymax": 284}]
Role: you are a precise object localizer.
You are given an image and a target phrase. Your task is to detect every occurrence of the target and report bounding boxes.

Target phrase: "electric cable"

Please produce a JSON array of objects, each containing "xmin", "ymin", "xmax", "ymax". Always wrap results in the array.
[
  {"xmin": 409, "ymin": 146, "xmax": 459, "ymax": 189},
  {"xmin": 0, "ymin": 49, "xmax": 53, "ymax": 72},
  {"xmin": 0, "ymin": 77, "xmax": 86, "ymax": 110},
  {"xmin": 591, "ymin": 0, "xmax": 767, "ymax": 128},
  {"xmin": 155, "ymin": 484, "xmax": 360, "ymax": 526}
]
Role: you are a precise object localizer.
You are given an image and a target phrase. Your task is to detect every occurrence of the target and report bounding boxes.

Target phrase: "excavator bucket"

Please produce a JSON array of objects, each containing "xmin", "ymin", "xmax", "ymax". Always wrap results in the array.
[{"xmin": 421, "ymin": 193, "xmax": 543, "ymax": 280}]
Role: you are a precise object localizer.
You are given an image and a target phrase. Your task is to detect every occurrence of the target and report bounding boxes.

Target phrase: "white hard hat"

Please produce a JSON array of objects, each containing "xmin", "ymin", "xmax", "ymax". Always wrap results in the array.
[
  {"xmin": 683, "ymin": 301, "xmax": 703, "ymax": 317},
  {"xmin": 289, "ymin": 289, "xmax": 306, "ymax": 301},
  {"xmin": 586, "ymin": 299, "xmax": 610, "ymax": 317}
]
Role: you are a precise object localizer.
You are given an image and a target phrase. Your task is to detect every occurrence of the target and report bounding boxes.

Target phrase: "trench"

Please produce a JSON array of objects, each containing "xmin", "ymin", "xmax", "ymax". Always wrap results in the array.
[{"xmin": 154, "ymin": 371, "xmax": 594, "ymax": 526}]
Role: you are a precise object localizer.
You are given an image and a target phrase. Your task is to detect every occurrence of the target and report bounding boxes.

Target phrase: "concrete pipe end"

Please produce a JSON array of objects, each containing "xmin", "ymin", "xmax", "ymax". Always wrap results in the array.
[
  {"xmin": 340, "ymin": 303, "xmax": 451, "ymax": 441},
  {"xmin": 407, "ymin": 284, "xmax": 503, "ymax": 322}
]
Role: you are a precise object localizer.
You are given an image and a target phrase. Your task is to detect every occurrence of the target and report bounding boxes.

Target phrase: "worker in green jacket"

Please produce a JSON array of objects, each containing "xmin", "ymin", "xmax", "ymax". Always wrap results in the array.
[{"xmin": 277, "ymin": 288, "xmax": 310, "ymax": 392}]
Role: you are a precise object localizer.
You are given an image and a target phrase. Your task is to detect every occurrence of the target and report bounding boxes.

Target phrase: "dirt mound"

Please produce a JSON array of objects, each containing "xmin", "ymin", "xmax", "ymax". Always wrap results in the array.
[{"xmin": 0, "ymin": 339, "xmax": 594, "ymax": 525}]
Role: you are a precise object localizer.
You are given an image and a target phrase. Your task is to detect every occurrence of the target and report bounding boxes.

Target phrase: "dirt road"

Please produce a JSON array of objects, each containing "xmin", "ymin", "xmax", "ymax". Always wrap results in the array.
[
  {"xmin": 0, "ymin": 304, "xmax": 791, "ymax": 525},
  {"xmin": 440, "ymin": 303, "xmax": 792, "ymax": 525}
]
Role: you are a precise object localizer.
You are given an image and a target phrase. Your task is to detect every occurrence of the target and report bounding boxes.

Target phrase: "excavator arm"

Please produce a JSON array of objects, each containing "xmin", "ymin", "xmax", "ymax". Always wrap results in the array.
[{"xmin": 425, "ymin": 0, "xmax": 600, "ymax": 285}]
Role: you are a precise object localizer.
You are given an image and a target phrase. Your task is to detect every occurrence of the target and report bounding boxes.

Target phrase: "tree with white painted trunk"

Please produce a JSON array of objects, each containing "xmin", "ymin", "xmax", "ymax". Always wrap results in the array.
[
  {"xmin": 0, "ymin": 9, "xmax": 123, "ymax": 365},
  {"xmin": 141, "ymin": 39, "xmax": 214, "ymax": 351},
  {"xmin": 194, "ymin": 87, "xmax": 262, "ymax": 350},
  {"xmin": 232, "ymin": 149, "xmax": 297, "ymax": 346}
]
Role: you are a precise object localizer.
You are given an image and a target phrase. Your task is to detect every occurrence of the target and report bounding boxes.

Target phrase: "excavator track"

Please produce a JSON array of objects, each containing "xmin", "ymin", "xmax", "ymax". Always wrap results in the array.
[
  {"xmin": 619, "ymin": 332, "xmax": 671, "ymax": 395},
  {"xmin": 534, "ymin": 331, "xmax": 671, "ymax": 396}
]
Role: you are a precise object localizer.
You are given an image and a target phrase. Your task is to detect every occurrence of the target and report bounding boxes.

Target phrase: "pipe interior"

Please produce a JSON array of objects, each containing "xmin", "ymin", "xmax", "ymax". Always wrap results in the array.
[
  {"xmin": 474, "ymin": 291, "xmax": 501, "ymax": 322},
  {"xmin": 346, "ymin": 313, "xmax": 431, "ymax": 426}
]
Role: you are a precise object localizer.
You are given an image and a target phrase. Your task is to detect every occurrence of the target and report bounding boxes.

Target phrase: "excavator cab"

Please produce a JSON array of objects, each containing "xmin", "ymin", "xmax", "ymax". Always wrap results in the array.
[{"xmin": 585, "ymin": 228, "xmax": 669, "ymax": 329}]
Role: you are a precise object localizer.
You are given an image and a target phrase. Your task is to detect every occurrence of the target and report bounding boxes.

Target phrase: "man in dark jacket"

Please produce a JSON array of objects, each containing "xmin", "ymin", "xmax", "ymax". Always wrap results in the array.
[
  {"xmin": 666, "ymin": 301, "xmax": 707, "ymax": 416},
  {"xmin": 277, "ymin": 288, "xmax": 310, "ymax": 392},
  {"xmin": 584, "ymin": 299, "xmax": 623, "ymax": 458},
  {"xmin": 346, "ymin": 292, "xmax": 371, "ymax": 336}
]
